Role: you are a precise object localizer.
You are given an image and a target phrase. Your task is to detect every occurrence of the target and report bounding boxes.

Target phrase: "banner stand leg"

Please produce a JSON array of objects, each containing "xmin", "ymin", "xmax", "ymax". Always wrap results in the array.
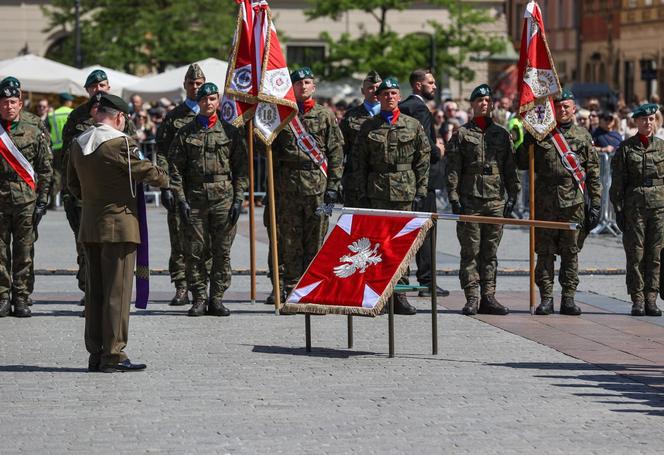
[
  {"xmin": 347, "ymin": 315, "xmax": 353, "ymax": 349},
  {"xmin": 430, "ymin": 219, "xmax": 438, "ymax": 355},
  {"xmin": 305, "ymin": 314, "xmax": 312, "ymax": 352},
  {"xmin": 388, "ymin": 296, "xmax": 395, "ymax": 358}
]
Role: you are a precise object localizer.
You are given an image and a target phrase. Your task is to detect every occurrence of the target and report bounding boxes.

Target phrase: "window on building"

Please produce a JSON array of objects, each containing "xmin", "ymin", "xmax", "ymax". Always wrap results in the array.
[{"xmin": 286, "ymin": 45, "xmax": 326, "ymax": 69}]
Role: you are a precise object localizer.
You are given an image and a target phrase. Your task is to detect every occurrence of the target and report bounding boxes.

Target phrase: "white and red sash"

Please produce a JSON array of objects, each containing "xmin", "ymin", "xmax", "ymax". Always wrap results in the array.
[
  {"xmin": 0, "ymin": 122, "xmax": 36, "ymax": 190},
  {"xmin": 550, "ymin": 128, "xmax": 585, "ymax": 193},
  {"xmin": 289, "ymin": 115, "xmax": 328, "ymax": 177}
]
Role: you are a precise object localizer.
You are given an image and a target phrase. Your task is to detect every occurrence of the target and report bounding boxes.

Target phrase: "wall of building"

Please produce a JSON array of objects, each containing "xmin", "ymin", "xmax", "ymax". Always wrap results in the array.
[{"xmin": 0, "ymin": 1, "xmax": 53, "ymax": 60}]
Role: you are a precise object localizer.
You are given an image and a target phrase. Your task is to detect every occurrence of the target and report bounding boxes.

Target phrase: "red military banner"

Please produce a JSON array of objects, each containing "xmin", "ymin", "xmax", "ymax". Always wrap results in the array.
[{"xmin": 282, "ymin": 212, "xmax": 433, "ymax": 317}]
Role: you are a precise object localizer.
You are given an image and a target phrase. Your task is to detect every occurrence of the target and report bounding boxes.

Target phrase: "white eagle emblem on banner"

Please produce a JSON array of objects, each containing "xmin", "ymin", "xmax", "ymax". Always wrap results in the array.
[{"xmin": 333, "ymin": 238, "xmax": 382, "ymax": 278}]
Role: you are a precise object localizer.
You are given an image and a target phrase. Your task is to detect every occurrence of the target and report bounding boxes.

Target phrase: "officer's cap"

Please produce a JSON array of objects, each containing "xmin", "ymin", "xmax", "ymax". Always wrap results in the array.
[
  {"xmin": 632, "ymin": 103, "xmax": 660, "ymax": 118},
  {"xmin": 59, "ymin": 92, "xmax": 74, "ymax": 101},
  {"xmin": 0, "ymin": 86, "xmax": 21, "ymax": 99},
  {"xmin": 290, "ymin": 67, "xmax": 314, "ymax": 83},
  {"xmin": 97, "ymin": 93, "xmax": 129, "ymax": 114},
  {"xmin": 196, "ymin": 82, "xmax": 219, "ymax": 101},
  {"xmin": 555, "ymin": 88, "xmax": 575, "ymax": 103},
  {"xmin": 0, "ymin": 76, "xmax": 21, "ymax": 90},
  {"xmin": 469, "ymin": 84, "xmax": 491, "ymax": 102},
  {"xmin": 364, "ymin": 70, "xmax": 382, "ymax": 84},
  {"xmin": 185, "ymin": 63, "xmax": 205, "ymax": 81},
  {"xmin": 376, "ymin": 77, "xmax": 400, "ymax": 94},
  {"xmin": 85, "ymin": 69, "xmax": 108, "ymax": 88}
]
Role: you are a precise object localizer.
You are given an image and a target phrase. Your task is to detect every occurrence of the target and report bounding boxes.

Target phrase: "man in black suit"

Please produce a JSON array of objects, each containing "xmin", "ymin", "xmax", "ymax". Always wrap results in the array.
[{"xmin": 399, "ymin": 69, "xmax": 448, "ymax": 297}]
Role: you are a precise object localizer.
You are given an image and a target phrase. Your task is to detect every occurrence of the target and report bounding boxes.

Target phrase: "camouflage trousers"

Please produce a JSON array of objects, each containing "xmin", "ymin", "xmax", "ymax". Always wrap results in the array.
[
  {"xmin": 278, "ymin": 193, "xmax": 329, "ymax": 292},
  {"xmin": 622, "ymin": 205, "xmax": 664, "ymax": 300},
  {"xmin": 534, "ymin": 201, "xmax": 584, "ymax": 299},
  {"xmin": 167, "ymin": 210, "xmax": 187, "ymax": 289},
  {"xmin": 0, "ymin": 201, "xmax": 35, "ymax": 301},
  {"xmin": 185, "ymin": 200, "xmax": 237, "ymax": 301},
  {"xmin": 370, "ymin": 199, "xmax": 412, "ymax": 286},
  {"xmin": 456, "ymin": 197, "xmax": 505, "ymax": 298}
]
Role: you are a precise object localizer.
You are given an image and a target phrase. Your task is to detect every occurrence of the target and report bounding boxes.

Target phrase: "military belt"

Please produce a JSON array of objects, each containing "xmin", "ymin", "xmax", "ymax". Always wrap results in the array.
[
  {"xmin": 372, "ymin": 163, "xmax": 412, "ymax": 172},
  {"xmin": 465, "ymin": 163, "xmax": 499, "ymax": 175},
  {"xmin": 643, "ymin": 177, "xmax": 664, "ymax": 187},
  {"xmin": 280, "ymin": 161, "xmax": 317, "ymax": 170},
  {"xmin": 189, "ymin": 175, "xmax": 230, "ymax": 183},
  {"xmin": 0, "ymin": 173, "xmax": 19, "ymax": 181}
]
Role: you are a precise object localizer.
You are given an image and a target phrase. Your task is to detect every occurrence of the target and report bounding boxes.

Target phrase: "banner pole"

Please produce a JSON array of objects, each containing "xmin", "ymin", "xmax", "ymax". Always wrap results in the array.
[
  {"xmin": 266, "ymin": 144, "xmax": 281, "ymax": 314},
  {"xmin": 529, "ymin": 143, "xmax": 536, "ymax": 314},
  {"xmin": 248, "ymin": 120, "xmax": 257, "ymax": 304}
]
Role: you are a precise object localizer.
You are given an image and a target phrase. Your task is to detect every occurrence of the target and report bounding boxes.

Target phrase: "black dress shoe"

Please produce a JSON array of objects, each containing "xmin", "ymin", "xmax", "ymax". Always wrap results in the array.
[
  {"xmin": 187, "ymin": 299, "xmax": 206, "ymax": 317},
  {"xmin": 0, "ymin": 298, "xmax": 10, "ymax": 317},
  {"xmin": 265, "ymin": 289, "xmax": 287, "ymax": 305},
  {"xmin": 645, "ymin": 301, "xmax": 662, "ymax": 317},
  {"xmin": 79, "ymin": 297, "xmax": 85, "ymax": 306},
  {"xmin": 207, "ymin": 298, "xmax": 231, "ymax": 316},
  {"xmin": 101, "ymin": 359, "xmax": 147, "ymax": 373},
  {"xmin": 631, "ymin": 300, "xmax": 645, "ymax": 316},
  {"xmin": 560, "ymin": 296, "xmax": 582, "ymax": 316},
  {"xmin": 27, "ymin": 297, "xmax": 33, "ymax": 306},
  {"xmin": 12, "ymin": 299, "xmax": 31, "ymax": 318},
  {"xmin": 462, "ymin": 296, "xmax": 479, "ymax": 316},
  {"xmin": 418, "ymin": 286, "xmax": 450, "ymax": 298},
  {"xmin": 169, "ymin": 287, "xmax": 189, "ymax": 306},
  {"xmin": 478, "ymin": 295, "xmax": 509, "ymax": 315},
  {"xmin": 88, "ymin": 357, "xmax": 101, "ymax": 373},
  {"xmin": 393, "ymin": 293, "xmax": 417, "ymax": 315},
  {"xmin": 535, "ymin": 297, "xmax": 554, "ymax": 315}
]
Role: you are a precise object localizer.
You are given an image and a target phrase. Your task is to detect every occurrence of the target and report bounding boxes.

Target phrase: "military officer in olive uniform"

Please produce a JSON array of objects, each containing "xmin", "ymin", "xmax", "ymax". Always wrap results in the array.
[
  {"xmin": 61, "ymin": 69, "xmax": 137, "ymax": 303},
  {"xmin": 271, "ymin": 67, "xmax": 344, "ymax": 298},
  {"xmin": 610, "ymin": 103, "xmax": 664, "ymax": 317},
  {"xmin": 352, "ymin": 77, "xmax": 431, "ymax": 315},
  {"xmin": 446, "ymin": 84, "xmax": 520, "ymax": 316},
  {"xmin": 0, "ymin": 86, "xmax": 53, "ymax": 318},
  {"xmin": 156, "ymin": 63, "xmax": 206, "ymax": 307},
  {"xmin": 68, "ymin": 94, "xmax": 168, "ymax": 372},
  {"xmin": 339, "ymin": 70, "xmax": 382, "ymax": 207},
  {"xmin": 169, "ymin": 83, "xmax": 248, "ymax": 317},
  {"xmin": 516, "ymin": 89, "xmax": 601, "ymax": 315}
]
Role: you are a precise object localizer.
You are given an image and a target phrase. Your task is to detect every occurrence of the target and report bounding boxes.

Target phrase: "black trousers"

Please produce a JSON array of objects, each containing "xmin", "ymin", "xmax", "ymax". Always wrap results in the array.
[{"xmin": 414, "ymin": 190, "xmax": 437, "ymax": 286}]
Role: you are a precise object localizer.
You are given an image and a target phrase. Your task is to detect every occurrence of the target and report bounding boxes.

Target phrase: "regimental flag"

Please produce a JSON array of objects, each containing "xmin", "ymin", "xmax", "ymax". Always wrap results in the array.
[
  {"xmin": 517, "ymin": 1, "xmax": 561, "ymax": 141},
  {"xmin": 282, "ymin": 212, "xmax": 434, "ymax": 317},
  {"xmin": 222, "ymin": 0, "xmax": 297, "ymax": 145}
]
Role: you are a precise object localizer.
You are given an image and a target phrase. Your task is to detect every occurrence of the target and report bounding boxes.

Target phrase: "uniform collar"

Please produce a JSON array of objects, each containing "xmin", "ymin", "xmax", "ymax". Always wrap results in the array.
[{"xmin": 184, "ymin": 98, "xmax": 200, "ymax": 114}]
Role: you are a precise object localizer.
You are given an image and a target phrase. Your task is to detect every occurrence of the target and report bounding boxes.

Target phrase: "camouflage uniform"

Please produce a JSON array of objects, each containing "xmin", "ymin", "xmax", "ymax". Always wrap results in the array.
[
  {"xmin": 610, "ymin": 134, "xmax": 664, "ymax": 304},
  {"xmin": 169, "ymin": 120, "xmax": 248, "ymax": 303},
  {"xmin": 156, "ymin": 102, "xmax": 198, "ymax": 292},
  {"xmin": 0, "ymin": 119, "xmax": 52, "ymax": 309},
  {"xmin": 517, "ymin": 124, "xmax": 601, "ymax": 300},
  {"xmin": 446, "ymin": 119, "xmax": 520, "ymax": 300},
  {"xmin": 339, "ymin": 103, "xmax": 375, "ymax": 207},
  {"xmin": 272, "ymin": 103, "xmax": 344, "ymax": 293}
]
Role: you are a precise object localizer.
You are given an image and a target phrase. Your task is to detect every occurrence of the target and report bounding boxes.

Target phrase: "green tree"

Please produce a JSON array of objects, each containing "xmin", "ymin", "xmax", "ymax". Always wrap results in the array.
[
  {"xmin": 304, "ymin": 0, "xmax": 506, "ymax": 83},
  {"xmin": 43, "ymin": 0, "xmax": 237, "ymax": 74}
]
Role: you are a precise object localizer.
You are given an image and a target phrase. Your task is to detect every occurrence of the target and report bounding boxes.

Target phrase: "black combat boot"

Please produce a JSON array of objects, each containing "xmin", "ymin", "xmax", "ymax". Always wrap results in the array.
[
  {"xmin": 393, "ymin": 293, "xmax": 417, "ymax": 315},
  {"xmin": 0, "ymin": 297, "xmax": 10, "ymax": 317},
  {"xmin": 27, "ymin": 297, "xmax": 33, "ymax": 306},
  {"xmin": 207, "ymin": 298, "xmax": 231, "ymax": 317},
  {"xmin": 187, "ymin": 298, "xmax": 207, "ymax": 317},
  {"xmin": 462, "ymin": 296, "xmax": 479, "ymax": 316},
  {"xmin": 265, "ymin": 288, "xmax": 287, "ymax": 305},
  {"xmin": 12, "ymin": 298, "xmax": 31, "ymax": 318},
  {"xmin": 535, "ymin": 297, "xmax": 554, "ymax": 315},
  {"xmin": 560, "ymin": 296, "xmax": 582, "ymax": 315},
  {"xmin": 645, "ymin": 292, "xmax": 662, "ymax": 317},
  {"xmin": 478, "ymin": 295, "xmax": 509, "ymax": 315},
  {"xmin": 170, "ymin": 287, "xmax": 189, "ymax": 306}
]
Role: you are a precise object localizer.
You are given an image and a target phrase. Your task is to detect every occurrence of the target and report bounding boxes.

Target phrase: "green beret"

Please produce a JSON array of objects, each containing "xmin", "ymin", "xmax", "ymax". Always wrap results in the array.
[
  {"xmin": 555, "ymin": 88, "xmax": 575, "ymax": 102},
  {"xmin": 290, "ymin": 67, "xmax": 314, "ymax": 83},
  {"xmin": 0, "ymin": 86, "xmax": 20, "ymax": 99},
  {"xmin": 196, "ymin": 82, "xmax": 219, "ymax": 101},
  {"xmin": 632, "ymin": 103, "xmax": 660, "ymax": 118},
  {"xmin": 376, "ymin": 76, "xmax": 400, "ymax": 94},
  {"xmin": 185, "ymin": 63, "xmax": 205, "ymax": 81},
  {"xmin": 59, "ymin": 92, "xmax": 74, "ymax": 101},
  {"xmin": 85, "ymin": 69, "xmax": 108, "ymax": 88},
  {"xmin": 97, "ymin": 93, "xmax": 129, "ymax": 114},
  {"xmin": 469, "ymin": 84, "xmax": 491, "ymax": 101},
  {"xmin": 0, "ymin": 76, "xmax": 20, "ymax": 90},
  {"xmin": 364, "ymin": 70, "xmax": 382, "ymax": 84}
]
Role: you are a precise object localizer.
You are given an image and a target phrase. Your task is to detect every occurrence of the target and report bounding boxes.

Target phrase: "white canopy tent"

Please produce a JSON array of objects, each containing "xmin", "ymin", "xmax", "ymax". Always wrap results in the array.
[
  {"xmin": 121, "ymin": 58, "xmax": 229, "ymax": 101},
  {"xmin": 82, "ymin": 65, "xmax": 141, "ymax": 96},
  {"xmin": 0, "ymin": 54, "xmax": 87, "ymax": 96}
]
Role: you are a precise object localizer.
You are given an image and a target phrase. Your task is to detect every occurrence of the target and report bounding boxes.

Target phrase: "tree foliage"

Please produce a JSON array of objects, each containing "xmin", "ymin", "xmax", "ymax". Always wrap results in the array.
[
  {"xmin": 43, "ymin": 0, "xmax": 237, "ymax": 74},
  {"xmin": 305, "ymin": 0, "xmax": 506, "ymax": 82}
]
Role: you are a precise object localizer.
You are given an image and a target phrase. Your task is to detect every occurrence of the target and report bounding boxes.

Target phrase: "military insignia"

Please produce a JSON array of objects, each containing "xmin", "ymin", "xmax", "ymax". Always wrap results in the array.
[
  {"xmin": 3, "ymin": 88, "xmax": 10, "ymax": 97},
  {"xmin": 233, "ymin": 67, "xmax": 252, "ymax": 92},
  {"xmin": 221, "ymin": 99, "xmax": 237, "ymax": 123},
  {"xmin": 255, "ymin": 103, "xmax": 279, "ymax": 131},
  {"xmin": 333, "ymin": 238, "xmax": 382, "ymax": 278},
  {"xmin": 264, "ymin": 68, "xmax": 291, "ymax": 98},
  {"xmin": 523, "ymin": 67, "xmax": 559, "ymax": 99}
]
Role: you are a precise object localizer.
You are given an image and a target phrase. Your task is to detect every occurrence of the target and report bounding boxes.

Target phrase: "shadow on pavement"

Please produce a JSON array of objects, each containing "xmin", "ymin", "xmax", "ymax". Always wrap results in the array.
[
  {"xmin": 0, "ymin": 365, "xmax": 88, "ymax": 373},
  {"xmin": 488, "ymin": 361, "xmax": 664, "ymax": 416},
  {"xmin": 251, "ymin": 344, "xmax": 377, "ymax": 358}
]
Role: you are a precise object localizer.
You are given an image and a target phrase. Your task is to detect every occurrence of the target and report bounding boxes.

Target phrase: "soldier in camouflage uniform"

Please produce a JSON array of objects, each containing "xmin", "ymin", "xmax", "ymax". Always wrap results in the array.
[
  {"xmin": 156, "ymin": 63, "xmax": 206, "ymax": 307},
  {"xmin": 610, "ymin": 103, "xmax": 664, "ymax": 317},
  {"xmin": 0, "ymin": 86, "xmax": 52, "ymax": 318},
  {"xmin": 61, "ymin": 70, "xmax": 136, "ymax": 304},
  {"xmin": 169, "ymin": 83, "xmax": 248, "ymax": 317},
  {"xmin": 352, "ymin": 77, "xmax": 430, "ymax": 315},
  {"xmin": 516, "ymin": 89, "xmax": 601, "ymax": 315},
  {"xmin": 272, "ymin": 67, "xmax": 344, "ymax": 298},
  {"xmin": 446, "ymin": 84, "xmax": 520, "ymax": 316},
  {"xmin": 339, "ymin": 70, "xmax": 382, "ymax": 208}
]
